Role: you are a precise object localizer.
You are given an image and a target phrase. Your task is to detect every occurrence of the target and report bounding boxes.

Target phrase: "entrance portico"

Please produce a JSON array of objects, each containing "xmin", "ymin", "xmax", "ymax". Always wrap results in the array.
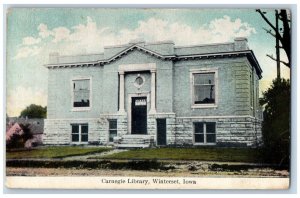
[
  {"xmin": 118, "ymin": 63, "xmax": 157, "ymax": 136},
  {"xmin": 118, "ymin": 63, "xmax": 157, "ymax": 115}
]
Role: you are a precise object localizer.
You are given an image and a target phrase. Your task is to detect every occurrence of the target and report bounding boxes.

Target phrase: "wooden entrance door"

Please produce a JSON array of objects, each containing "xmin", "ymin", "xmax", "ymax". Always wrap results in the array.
[
  {"xmin": 131, "ymin": 97, "xmax": 147, "ymax": 134},
  {"xmin": 157, "ymin": 118, "xmax": 166, "ymax": 145}
]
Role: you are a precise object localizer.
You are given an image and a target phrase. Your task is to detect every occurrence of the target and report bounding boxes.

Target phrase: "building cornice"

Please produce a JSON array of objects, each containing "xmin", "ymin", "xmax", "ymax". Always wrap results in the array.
[{"xmin": 44, "ymin": 44, "xmax": 262, "ymax": 78}]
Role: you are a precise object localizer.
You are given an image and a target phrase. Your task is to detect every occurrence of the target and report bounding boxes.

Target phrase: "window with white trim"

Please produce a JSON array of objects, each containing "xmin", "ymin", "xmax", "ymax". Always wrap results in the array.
[
  {"xmin": 73, "ymin": 79, "xmax": 90, "ymax": 108},
  {"xmin": 192, "ymin": 71, "xmax": 216, "ymax": 106},
  {"xmin": 71, "ymin": 124, "xmax": 88, "ymax": 143},
  {"xmin": 194, "ymin": 122, "xmax": 216, "ymax": 144}
]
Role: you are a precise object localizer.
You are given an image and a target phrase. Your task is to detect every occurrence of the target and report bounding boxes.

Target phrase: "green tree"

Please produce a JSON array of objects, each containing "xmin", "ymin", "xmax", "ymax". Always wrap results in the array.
[
  {"xmin": 19, "ymin": 104, "xmax": 47, "ymax": 118},
  {"xmin": 260, "ymin": 78, "xmax": 290, "ymax": 167}
]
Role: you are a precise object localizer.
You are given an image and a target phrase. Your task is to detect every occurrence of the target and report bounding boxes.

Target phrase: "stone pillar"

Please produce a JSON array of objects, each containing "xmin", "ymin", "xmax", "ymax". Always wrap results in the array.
[
  {"xmin": 118, "ymin": 71, "xmax": 126, "ymax": 114},
  {"xmin": 149, "ymin": 69, "xmax": 156, "ymax": 114}
]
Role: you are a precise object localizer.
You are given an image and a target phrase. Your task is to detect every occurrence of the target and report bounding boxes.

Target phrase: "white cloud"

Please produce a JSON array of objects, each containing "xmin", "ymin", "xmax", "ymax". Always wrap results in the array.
[
  {"xmin": 6, "ymin": 86, "xmax": 47, "ymax": 117},
  {"xmin": 38, "ymin": 23, "xmax": 52, "ymax": 38},
  {"xmin": 208, "ymin": 16, "xmax": 256, "ymax": 42},
  {"xmin": 114, "ymin": 16, "xmax": 256, "ymax": 46},
  {"xmin": 14, "ymin": 46, "xmax": 42, "ymax": 59},
  {"xmin": 52, "ymin": 27, "xmax": 70, "ymax": 43},
  {"xmin": 38, "ymin": 23, "xmax": 70, "ymax": 43},
  {"xmin": 208, "ymin": 16, "xmax": 256, "ymax": 43},
  {"xmin": 22, "ymin": 37, "xmax": 41, "ymax": 45},
  {"xmin": 16, "ymin": 15, "xmax": 257, "ymax": 58}
]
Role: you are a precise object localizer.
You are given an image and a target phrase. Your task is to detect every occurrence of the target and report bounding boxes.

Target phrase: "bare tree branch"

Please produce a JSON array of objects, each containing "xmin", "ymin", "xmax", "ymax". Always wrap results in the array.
[
  {"xmin": 263, "ymin": 27, "xmax": 276, "ymax": 38},
  {"xmin": 257, "ymin": 9, "xmax": 291, "ymax": 68},
  {"xmin": 256, "ymin": 9, "xmax": 284, "ymax": 43},
  {"xmin": 280, "ymin": 61, "xmax": 290, "ymax": 67},
  {"xmin": 266, "ymin": 54, "xmax": 290, "ymax": 67},
  {"xmin": 256, "ymin": 9, "xmax": 277, "ymax": 31}
]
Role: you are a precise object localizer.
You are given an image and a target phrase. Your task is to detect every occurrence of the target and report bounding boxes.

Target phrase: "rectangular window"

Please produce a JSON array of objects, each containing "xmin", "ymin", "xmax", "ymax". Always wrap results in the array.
[
  {"xmin": 192, "ymin": 71, "xmax": 216, "ymax": 106},
  {"xmin": 194, "ymin": 122, "xmax": 216, "ymax": 144},
  {"xmin": 108, "ymin": 119, "xmax": 117, "ymax": 142},
  {"xmin": 73, "ymin": 79, "xmax": 90, "ymax": 108},
  {"xmin": 71, "ymin": 124, "xmax": 88, "ymax": 143}
]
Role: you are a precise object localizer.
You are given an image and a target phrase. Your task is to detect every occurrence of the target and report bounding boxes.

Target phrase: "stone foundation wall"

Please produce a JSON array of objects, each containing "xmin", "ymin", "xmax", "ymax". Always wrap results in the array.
[
  {"xmin": 174, "ymin": 116, "xmax": 262, "ymax": 147},
  {"xmin": 43, "ymin": 115, "xmax": 262, "ymax": 147},
  {"xmin": 43, "ymin": 118, "xmax": 100, "ymax": 145},
  {"xmin": 97, "ymin": 114, "xmax": 128, "ymax": 143},
  {"xmin": 215, "ymin": 117, "xmax": 262, "ymax": 147},
  {"xmin": 148, "ymin": 113, "xmax": 176, "ymax": 144}
]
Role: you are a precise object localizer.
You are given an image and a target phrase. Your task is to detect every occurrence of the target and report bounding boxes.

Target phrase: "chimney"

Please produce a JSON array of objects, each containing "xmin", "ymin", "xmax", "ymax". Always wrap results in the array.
[
  {"xmin": 49, "ymin": 52, "xmax": 59, "ymax": 64},
  {"xmin": 129, "ymin": 38, "xmax": 145, "ymax": 46},
  {"xmin": 234, "ymin": 37, "xmax": 249, "ymax": 51}
]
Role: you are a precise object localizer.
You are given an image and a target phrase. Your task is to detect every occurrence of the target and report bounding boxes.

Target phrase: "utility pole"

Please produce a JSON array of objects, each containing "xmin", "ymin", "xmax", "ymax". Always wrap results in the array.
[{"xmin": 275, "ymin": 10, "xmax": 281, "ymax": 79}]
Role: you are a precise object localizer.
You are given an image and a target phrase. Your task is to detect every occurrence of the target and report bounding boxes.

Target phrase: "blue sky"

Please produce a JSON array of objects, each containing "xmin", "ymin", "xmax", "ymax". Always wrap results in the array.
[{"xmin": 6, "ymin": 8, "xmax": 290, "ymax": 116}]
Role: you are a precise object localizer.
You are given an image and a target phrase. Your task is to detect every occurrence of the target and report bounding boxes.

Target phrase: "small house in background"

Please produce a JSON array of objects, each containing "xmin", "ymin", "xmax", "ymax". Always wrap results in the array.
[{"xmin": 6, "ymin": 117, "xmax": 44, "ymax": 148}]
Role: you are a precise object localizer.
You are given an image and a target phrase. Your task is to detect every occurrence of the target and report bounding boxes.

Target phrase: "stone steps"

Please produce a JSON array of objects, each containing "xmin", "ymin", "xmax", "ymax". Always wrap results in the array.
[
  {"xmin": 115, "ymin": 134, "xmax": 153, "ymax": 148},
  {"xmin": 117, "ymin": 144, "xmax": 150, "ymax": 148}
]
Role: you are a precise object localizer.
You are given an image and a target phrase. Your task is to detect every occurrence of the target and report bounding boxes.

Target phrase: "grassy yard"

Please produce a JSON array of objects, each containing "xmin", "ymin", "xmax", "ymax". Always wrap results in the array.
[
  {"xmin": 100, "ymin": 147, "xmax": 264, "ymax": 163},
  {"xmin": 6, "ymin": 146, "xmax": 265, "ymax": 163},
  {"xmin": 6, "ymin": 146, "xmax": 112, "ymax": 159}
]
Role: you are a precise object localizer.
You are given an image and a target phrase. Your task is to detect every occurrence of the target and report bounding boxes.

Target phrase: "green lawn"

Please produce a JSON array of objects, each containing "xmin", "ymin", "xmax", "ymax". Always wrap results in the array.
[
  {"xmin": 99, "ymin": 147, "xmax": 264, "ymax": 163},
  {"xmin": 6, "ymin": 146, "xmax": 265, "ymax": 163},
  {"xmin": 6, "ymin": 146, "xmax": 112, "ymax": 159}
]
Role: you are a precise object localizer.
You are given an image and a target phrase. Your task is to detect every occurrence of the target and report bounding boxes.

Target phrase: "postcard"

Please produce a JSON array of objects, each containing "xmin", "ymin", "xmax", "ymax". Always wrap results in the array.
[{"xmin": 5, "ymin": 7, "xmax": 291, "ymax": 189}]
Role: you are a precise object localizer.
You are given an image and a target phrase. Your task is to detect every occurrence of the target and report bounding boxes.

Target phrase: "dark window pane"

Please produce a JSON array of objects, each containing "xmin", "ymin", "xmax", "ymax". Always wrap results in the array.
[
  {"xmin": 72, "ymin": 134, "xmax": 79, "ymax": 142},
  {"xmin": 206, "ymin": 122, "xmax": 216, "ymax": 133},
  {"xmin": 109, "ymin": 120, "xmax": 117, "ymax": 142},
  {"xmin": 81, "ymin": 125, "xmax": 88, "ymax": 134},
  {"xmin": 73, "ymin": 98, "xmax": 89, "ymax": 107},
  {"xmin": 73, "ymin": 79, "xmax": 90, "ymax": 107},
  {"xmin": 72, "ymin": 125, "xmax": 79, "ymax": 134},
  {"xmin": 81, "ymin": 134, "xmax": 88, "ymax": 142},
  {"xmin": 194, "ymin": 73, "xmax": 214, "ymax": 85},
  {"xmin": 194, "ymin": 85, "xmax": 215, "ymax": 104},
  {"xmin": 194, "ymin": 72, "xmax": 215, "ymax": 105},
  {"xmin": 194, "ymin": 123, "xmax": 204, "ymax": 134},
  {"xmin": 109, "ymin": 120, "xmax": 117, "ymax": 129},
  {"xmin": 109, "ymin": 130, "xmax": 117, "ymax": 136},
  {"xmin": 206, "ymin": 134, "xmax": 216, "ymax": 143},
  {"xmin": 109, "ymin": 130, "xmax": 117, "ymax": 142},
  {"xmin": 195, "ymin": 134, "xmax": 204, "ymax": 143},
  {"xmin": 74, "ymin": 79, "xmax": 89, "ymax": 91}
]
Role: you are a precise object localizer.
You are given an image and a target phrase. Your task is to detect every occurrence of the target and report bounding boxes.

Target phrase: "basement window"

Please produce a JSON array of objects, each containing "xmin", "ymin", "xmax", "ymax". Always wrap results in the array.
[
  {"xmin": 108, "ymin": 119, "xmax": 117, "ymax": 142},
  {"xmin": 71, "ymin": 124, "xmax": 88, "ymax": 143},
  {"xmin": 194, "ymin": 122, "xmax": 216, "ymax": 145}
]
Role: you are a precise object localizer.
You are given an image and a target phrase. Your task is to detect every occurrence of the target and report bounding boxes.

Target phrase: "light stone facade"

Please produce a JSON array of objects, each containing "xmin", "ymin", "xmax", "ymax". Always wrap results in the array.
[{"xmin": 43, "ymin": 38, "xmax": 263, "ymax": 147}]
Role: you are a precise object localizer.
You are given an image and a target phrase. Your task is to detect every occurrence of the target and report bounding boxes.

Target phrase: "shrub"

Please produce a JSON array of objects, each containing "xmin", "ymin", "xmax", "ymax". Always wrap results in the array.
[
  {"xmin": 260, "ymin": 78, "xmax": 290, "ymax": 167},
  {"xmin": 6, "ymin": 124, "xmax": 33, "ymax": 149}
]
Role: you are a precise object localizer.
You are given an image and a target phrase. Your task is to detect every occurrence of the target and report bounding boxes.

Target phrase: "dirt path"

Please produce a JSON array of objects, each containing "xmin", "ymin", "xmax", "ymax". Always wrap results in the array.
[
  {"xmin": 6, "ymin": 166, "xmax": 289, "ymax": 177},
  {"xmin": 63, "ymin": 149, "xmax": 128, "ymax": 161}
]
